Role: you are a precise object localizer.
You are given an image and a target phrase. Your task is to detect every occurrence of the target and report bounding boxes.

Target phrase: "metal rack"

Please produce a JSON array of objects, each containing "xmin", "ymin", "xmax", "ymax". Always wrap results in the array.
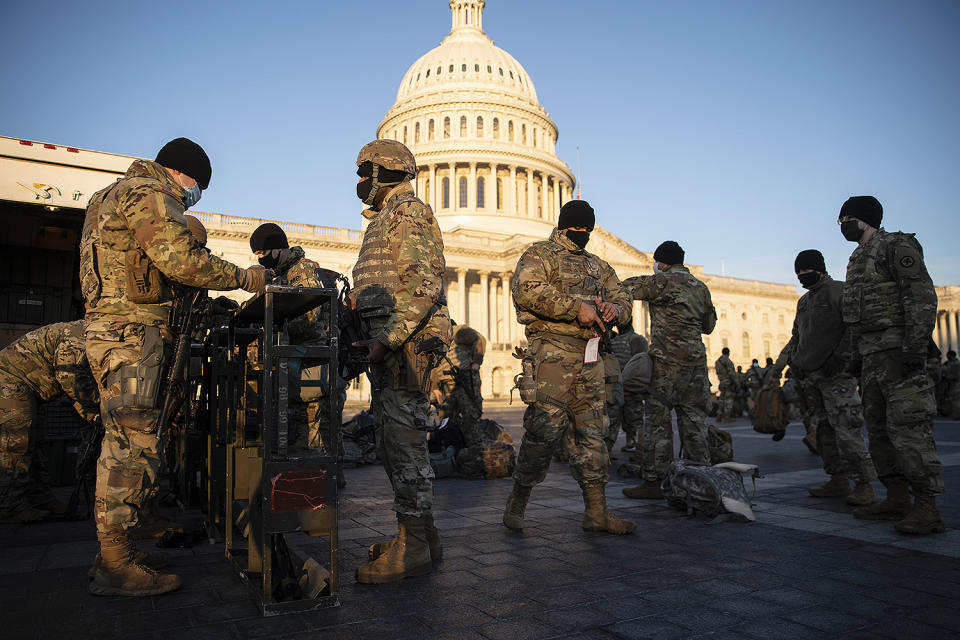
[{"xmin": 208, "ymin": 285, "xmax": 341, "ymax": 615}]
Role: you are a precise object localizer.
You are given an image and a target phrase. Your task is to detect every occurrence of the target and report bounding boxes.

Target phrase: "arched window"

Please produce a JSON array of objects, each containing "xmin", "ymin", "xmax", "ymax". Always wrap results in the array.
[
  {"xmin": 442, "ymin": 177, "xmax": 450, "ymax": 209},
  {"xmin": 414, "ymin": 122, "xmax": 420, "ymax": 143},
  {"xmin": 403, "ymin": 126, "xmax": 407, "ymax": 145},
  {"xmin": 537, "ymin": 181, "xmax": 542, "ymax": 218},
  {"xmin": 508, "ymin": 120, "xmax": 514, "ymax": 142},
  {"xmin": 461, "ymin": 63, "xmax": 467, "ymax": 72},
  {"xmin": 476, "ymin": 116, "xmax": 484, "ymax": 137},
  {"xmin": 496, "ymin": 178, "xmax": 502, "ymax": 210},
  {"xmin": 459, "ymin": 176, "xmax": 468, "ymax": 208},
  {"xmin": 449, "ymin": 64, "xmax": 453, "ymax": 72},
  {"xmin": 443, "ymin": 117, "xmax": 450, "ymax": 138},
  {"xmin": 428, "ymin": 119, "xmax": 434, "ymax": 141},
  {"xmin": 426, "ymin": 68, "xmax": 430, "ymax": 77},
  {"xmin": 477, "ymin": 177, "xmax": 485, "ymax": 208},
  {"xmin": 424, "ymin": 178, "xmax": 430, "ymax": 206},
  {"xmin": 763, "ymin": 340, "xmax": 771, "ymax": 358},
  {"xmin": 533, "ymin": 128, "xmax": 537, "ymax": 147},
  {"xmin": 460, "ymin": 116, "xmax": 467, "ymax": 137},
  {"xmin": 492, "ymin": 117, "xmax": 499, "ymax": 138},
  {"xmin": 474, "ymin": 63, "xmax": 479, "ymax": 72},
  {"xmin": 521, "ymin": 124, "xmax": 527, "ymax": 145},
  {"xmin": 742, "ymin": 332, "xmax": 750, "ymax": 362}
]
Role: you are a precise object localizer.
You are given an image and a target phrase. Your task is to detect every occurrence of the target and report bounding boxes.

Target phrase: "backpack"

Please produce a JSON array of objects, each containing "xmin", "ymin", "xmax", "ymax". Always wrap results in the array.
[
  {"xmin": 662, "ymin": 460, "xmax": 759, "ymax": 522},
  {"xmin": 430, "ymin": 446, "xmax": 457, "ymax": 478},
  {"xmin": 751, "ymin": 386, "xmax": 789, "ymax": 435},
  {"xmin": 455, "ymin": 441, "xmax": 516, "ymax": 479},
  {"xmin": 621, "ymin": 351, "xmax": 653, "ymax": 396}
]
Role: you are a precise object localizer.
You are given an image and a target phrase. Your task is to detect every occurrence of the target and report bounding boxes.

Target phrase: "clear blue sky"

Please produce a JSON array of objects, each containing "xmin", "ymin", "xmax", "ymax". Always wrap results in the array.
[{"xmin": 3, "ymin": 1, "xmax": 958, "ymax": 287}]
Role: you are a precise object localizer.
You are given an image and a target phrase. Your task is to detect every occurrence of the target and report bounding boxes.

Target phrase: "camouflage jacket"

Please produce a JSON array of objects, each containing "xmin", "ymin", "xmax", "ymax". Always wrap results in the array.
[
  {"xmin": 843, "ymin": 228, "xmax": 937, "ymax": 357},
  {"xmin": 353, "ymin": 182, "xmax": 451, "ymax": 349},
  {"xmin": 0, "ymin": 320, "xmax": 99, "ymax": 421},
  {"xmin": 624, "ymin": 265, "xmax": 717, "ymax": 365},
  {"xmin": 512, "ymin": 229, "xmax": 631, "ymax": 342},
  {"xmin": 611, "ymin": 330, "xmax": 647, "ymax": 370},
  {"xmin": 772, "ymin": 275, "xmax": 853, "ymax": 377},
  {"xmin": 273, "ymin": 245, "xmax": 325, "ymax": 344},
  {"xmin": 715, "ymin": 354, "xmax": 736, "ymax": 385},
  {"xmin": 80, "ymin": 159, "xmax": 245, "ymax": 327}
]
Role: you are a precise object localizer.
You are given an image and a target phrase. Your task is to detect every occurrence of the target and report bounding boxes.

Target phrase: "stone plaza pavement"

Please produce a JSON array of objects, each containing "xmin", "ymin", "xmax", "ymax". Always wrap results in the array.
[{"xmin": 2, "ymin": 406, "xmax": 959, "ymax": 640}]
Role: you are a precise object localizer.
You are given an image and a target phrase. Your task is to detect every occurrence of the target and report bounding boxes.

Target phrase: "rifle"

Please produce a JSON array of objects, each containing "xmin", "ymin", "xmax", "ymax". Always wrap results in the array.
[
  {"xmin": 315, "ymin": 267, "xmax": 369, "ymax": 381},
  {"xmin": 64, "ymin": 416, "xmax": 104, "ymax": 519},
  {"xmin": 155, "ymin": 287, "xmax": 204, "ymax": 452}
]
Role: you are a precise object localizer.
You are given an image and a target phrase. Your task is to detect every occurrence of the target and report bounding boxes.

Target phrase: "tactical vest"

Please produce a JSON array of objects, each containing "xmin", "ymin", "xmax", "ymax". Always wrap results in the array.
[
  {"xmin": 353, "ymin": 193, "xmax": 418, "ymax": 322},
  {"xmin": 515, "ymin": 243, "xmax": 605, "ymax": 333},
  {"xmin": 610, "ymin": 334, "xmax": 635, "ymax": 370},
  {"xmin": 842, "ymin": 232, "xmax": 910, "ymax": 332}
]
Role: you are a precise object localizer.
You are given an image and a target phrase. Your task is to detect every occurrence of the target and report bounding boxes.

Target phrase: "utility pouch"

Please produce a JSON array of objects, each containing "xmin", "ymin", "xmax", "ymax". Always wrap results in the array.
[
  {"xmin": 519, "ymin": 351, "xmax": 538, "ymax": 404},
  {"xmin": 105, "ymin": 327, "xmax": 168, "ymax": 432},
  {"xmin": 125, "ymin": 247, "xmax": 164, "ymax": 303},
  {"xmin": 888, "ymin": 375, "xmax": 936, "ymax": 424},
  {"xmin": 841, "ymin": 284, "xmax": 862, "ymax": 325}
]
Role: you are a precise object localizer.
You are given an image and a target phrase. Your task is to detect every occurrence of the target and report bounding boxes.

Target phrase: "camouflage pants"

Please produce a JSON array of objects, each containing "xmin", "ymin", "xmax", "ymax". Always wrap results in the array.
[
  {"xmin": 604, "ymin": 380, "xmax": 624, "ymax": 451},
  {"xmin": 293, "ymin": 364, "xmax": 346, "ymax": 455},
  {"xmin": 622, "ymin": 395, "xmax": 643, "ymax": 448},
  {"xmin": 369, "ymin": 363, "xmax": 434, "ymax": 518},
  {"xmin": 803, "ymin": 369, "xmax": 876, "ymax": 483},
  {"xmin": 85, "ymin": 320, "xmax": 171, "ymax": 534},
  {"xmin": 0, "ymin": 381, "xmax": 42, "ymax": 516},
  {"xmin": 861, "ymin": 349, "xmax": 942, "ymax": 496},
  {"xmin": 717, "ymin": 383, "xmax": 736, "ymax": 419},
  {"xmin": 642, "ymin": 359, "xmax": 710, "ymax": 482},
  {"xmin": 440, "ymin": 383, "xmax": 482, "ymax": 447},
  {"xmin": 514, "ymin": 338, "xmax": 609, "ymax": 488}
]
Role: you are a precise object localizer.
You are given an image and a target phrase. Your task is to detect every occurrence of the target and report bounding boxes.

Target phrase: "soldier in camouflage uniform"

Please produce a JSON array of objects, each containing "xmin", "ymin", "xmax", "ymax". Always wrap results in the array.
[
  {"xmin": 503, "ymin": 200, "xmax": 636, "ymax": 535},
  {"xmin": 248, "ymin": 223, "xmax": 346, "ymax": 454},
  {"xmin": 80, "ymin": 138, "xmax": 270, "ymax": 596},
  {"xmin": 0, "ymin": 321, "xmax": 99, "ymax": 523},
  {"xmin": 940, "ymin": 351, "xmax": 960, "ymax": 418},
  {"xmin": 714, "ymin": 347, "xmax": 737, "ymax": 422},
  {"xmin": 621, "ymin": 241, "xmax": 718, "ymax": 500},
  {"xmin": 837, "ymin": 196, "xmax": 944, "ymax": 534},
  {"xmin": 437, "ymin": 325, "xmax": 485, "ymax": 446},
  {"xmin": 610, "ymin": 321, "xmax": 648, "ymax": 452},
  {"xmin": 767, "ymin": 250, "xmax": 877, "ymax": 507},
  {"xmin": 351, "ymin": 139, "xmax": 452, "ymax": 583},
  {"xmin": 601, "ymin": 348, "xmax": 624, "ymax": 455}
]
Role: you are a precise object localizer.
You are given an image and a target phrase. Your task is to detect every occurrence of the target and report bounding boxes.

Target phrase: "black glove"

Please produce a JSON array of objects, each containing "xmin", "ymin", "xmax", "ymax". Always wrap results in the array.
[
  {"xmin": 845, "ymin": 359, "xmax": 862, "ymax": 378},
  {"xmin": 212, "ymin": 296, "xmax": 240, "ymax": 315},
  {"xmin": 900, "ymin": 353, "xmax": 926, "ymax": 376},
  {"xmin": 820, "ymin": 355, "xmax": 844, "ymax": 377}
]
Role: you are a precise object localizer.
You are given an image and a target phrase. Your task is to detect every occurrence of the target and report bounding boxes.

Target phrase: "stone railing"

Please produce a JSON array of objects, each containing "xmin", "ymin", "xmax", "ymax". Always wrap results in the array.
[{"xmin": 191, "ymin": 211, "xmax": 362, "ymax": 243}]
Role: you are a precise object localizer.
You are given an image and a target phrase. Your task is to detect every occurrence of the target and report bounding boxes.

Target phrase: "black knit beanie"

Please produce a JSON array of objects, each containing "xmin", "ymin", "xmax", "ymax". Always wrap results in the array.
[
  {"xmin": 250, "ymin": 223, "xmax": 288, "ymax": 252},
  {"xmin": 155, "ymin": 137, "xmax": 212, "ymax": 189},
  {"xmin": 794, "ymin": 249, "xmax": 826, "ymax": 273},
  {"xmin": 653, "ymin": 240, "xmax": 684, "ymax": 265},
  {"xmin": 839, "ymin": 195, "xmax": 882, "ymax": 228},
  {"xmin": 558, "ymin": 200, "xmax": 595, "ymax": 230}
]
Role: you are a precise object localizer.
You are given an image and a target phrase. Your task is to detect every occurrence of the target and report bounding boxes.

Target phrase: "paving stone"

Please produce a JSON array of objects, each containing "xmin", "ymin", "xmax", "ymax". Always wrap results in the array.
[
  {"xmin": 603, "ymin": 616, "xmax": 690, "ymax": 640},
  {"xmin": 417, "ymin": 604, "xmax": 497, "ymax": 631},
  {"xmin": 730, "ymin": 617, "xmax": 825, "ymax": 639},
  {"xmin": 476, "ymin": 618, "xmax": 564, "ymax": 640},
  {"xmin": 783, "ymin": 607, "xmax": 870, "ymax": 633}
]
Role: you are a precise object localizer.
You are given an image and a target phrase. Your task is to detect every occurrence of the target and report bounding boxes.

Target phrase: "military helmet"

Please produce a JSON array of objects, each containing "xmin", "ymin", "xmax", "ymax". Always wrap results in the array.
[{"xmin": 356, "ymin": 139, "xmax": 417, "ymax": 178}]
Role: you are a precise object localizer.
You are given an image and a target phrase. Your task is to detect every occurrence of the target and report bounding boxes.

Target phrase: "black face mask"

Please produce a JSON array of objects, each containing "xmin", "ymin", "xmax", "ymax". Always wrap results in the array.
[
  {"xmin": 840, "ymin": 219, "xmax": 864, "ymax": 242},
  {"xmin": 565, "ymin": 230, "xmax": 590, "ymax": 250},
  {"xmin": 356, "ymin": 179, "xmax": 373, "ymax": 203},
  {"xmin": 797, "ymin": 272, "xmax": 821, "ymax": 289},
  {"xmin": 258, "ymin": 249, "xmax": 281, "ymax": 269}
]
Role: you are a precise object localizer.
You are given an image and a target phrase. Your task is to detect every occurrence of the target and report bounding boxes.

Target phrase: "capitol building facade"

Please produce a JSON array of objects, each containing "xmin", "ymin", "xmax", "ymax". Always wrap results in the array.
[{"xmin": 195, "ymin": 1, "xmax": 960, "ymax": 402}]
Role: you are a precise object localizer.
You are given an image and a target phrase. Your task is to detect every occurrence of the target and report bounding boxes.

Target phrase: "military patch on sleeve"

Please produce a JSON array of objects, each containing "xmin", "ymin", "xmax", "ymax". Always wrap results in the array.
[
  {"xmin": 893, "ymin": 244, "xmax": 922, "ymax": 277},
  {"xmin": 900, "ymin": 255, "xmax": 915, "ymax": 269}
]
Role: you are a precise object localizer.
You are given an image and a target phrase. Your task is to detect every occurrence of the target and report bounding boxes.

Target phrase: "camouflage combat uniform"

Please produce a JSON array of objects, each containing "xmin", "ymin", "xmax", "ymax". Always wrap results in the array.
[
  {"xmin": 771, "ymin": 275, "xmax": 876, "ymax": 485},
  {"xmin": 941, "ymin": 356, "xmax": 960, "ymax": 418},
  {"xmin": 512, "ymin": 229, "xmax": 631, "ymax": 489},
  {"xmin": 601, "ymin": 351, "xmax": 623, "ymax": 452},
  {"xmin": 437, "ymin": 326, "xmax": 485, "ymax": 447},
  {"xmin": 611, "ymin": 329, "xmax": 648, "ymax": 450},
  {"xmin": 624, "ymin": 265, "xmax": 717, "ymax": 482},
  {"xmin": 271, "ymin": 245, "xmax": 346, "ymax": 452},
  {"xmin": 80, "ymin": 159, "xmax": 248, "ymax": 536},
  {"xmin": 0, "ymin": 321, "xmax": 99, "ymax": 520},
  {"xmin": 714, "ymin": 353, "xmax": 737, "ymax": 420},
  {"xmin": 842, "ymin": 228, "xmax": 942, "ymax": 497},
  {"xmin": 353, "ymin": 181, "xmax": 451, "ymax": 519}
]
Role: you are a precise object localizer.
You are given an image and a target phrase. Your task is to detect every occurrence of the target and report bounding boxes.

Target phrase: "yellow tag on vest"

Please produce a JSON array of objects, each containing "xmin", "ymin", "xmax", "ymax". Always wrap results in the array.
[{"xmin": 584, "ymin": 336, "xmax": 600, "ymax": 364}]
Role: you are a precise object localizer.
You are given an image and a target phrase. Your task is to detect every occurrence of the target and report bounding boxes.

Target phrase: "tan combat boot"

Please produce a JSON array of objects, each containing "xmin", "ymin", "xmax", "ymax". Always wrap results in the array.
[
  {"xmin": 622, "ymin": 480, "xmax": 663, "ymax": 499},
  {"xmin": 355, "ymin": 515, "xmax": 432, "ymax": 584},
  {"xmin": 852, "ymin": 481, "xmax": 912, "ymax": 520},
  {"xmin": 89, "ymin": 531, "xmax": 181, "ymax": 596},
  {"xmin": 809, "ymin": 474, "xmax": 850, "ymax": 497},
  {"xmin": 582, "ymin": 484, "xmax": 636, "ymax": 534},
  {"xmin": 845, "ymin": 482, "xmax": 876, "ymax": 507},
  {"xmin": 369, "ymin": 513, "xmax": 442, "ymax": 563},
  {"xmin": 502, "ymin": 483, "xmax": 532, "ymax": 531},
  {"xmin": 87, "ymin": 547, "xmax": 172, "ymax": 578},
  {"xmin": 895, "ymin": 495, "xmax": 946, "ymax": 535}
]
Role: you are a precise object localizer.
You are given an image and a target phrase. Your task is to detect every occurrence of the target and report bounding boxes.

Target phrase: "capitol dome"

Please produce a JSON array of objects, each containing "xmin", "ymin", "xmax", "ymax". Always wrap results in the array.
[{"xmin": 377, "ymin": 0, "xmax": 576, "ymax": 238}]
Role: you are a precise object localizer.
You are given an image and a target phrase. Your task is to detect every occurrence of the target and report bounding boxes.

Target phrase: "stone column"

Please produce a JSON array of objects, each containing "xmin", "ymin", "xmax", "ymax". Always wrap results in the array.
[
  {"xmin": 553, "ymin": 178, "xmax": 560, "ymax": 222},
  {"xmin": 452, "ymin": 165, "xmax": 458, "ymax": 212},
  {"xmin": 428, "ymin": 164, "xmax": 437, "ymax": 209},
  {"xmin": 489, "ymin": 275, "xmax": 499, "ymax": 342},
  {"xmin": 540, "ymin": 173, "xmax": 548, "ymax": 220},
  {"xmin": 952, "ymin": 311, "xmax": 960, "ymax": 352},
  {"xmin": 479, "ymin": 271, "xmax": 490, "ymax": 337},
  {"xmin": 484, "ymin": 165, "xmax": 493, "ymax": 211},
  {"xmin": 526, "ymin": 170, "xmax": 535, "ymax": 218},
  {"xmin": 469, "ymin": 162, "xmax": 477, "ymax": 210},
  {"xmin": 509, "ymin": 165, "xmax": 517, "ymax": 214},
  {"xmin": 502, "ymin": 271, "xmax": 513, "ymax": 344},
  {"xmin": 457, "ymin": 268, "xmax": 468, "ymax": 324},
  {"xmin": 935, "ymin": 311, "xmax": 945, "ymax": 353}
]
